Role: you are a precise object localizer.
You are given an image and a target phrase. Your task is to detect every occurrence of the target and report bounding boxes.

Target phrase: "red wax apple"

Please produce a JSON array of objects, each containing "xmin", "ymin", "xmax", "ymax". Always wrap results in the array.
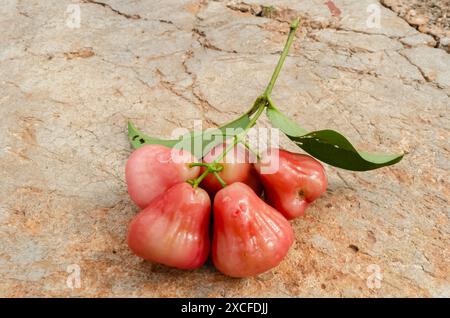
[
  {"xmin": 255, "ymin": 148, "xmax": 327, "ymax": 219},
  {"xmin": 201, "ymin": 143, "xmax": 262, "ymax": 196},
  {"xmin": 126, "ymin": 144, "xmax": 200, "ymax": 208},
  {"xmin": 212, "ymin": 182, "xmax": 294, "ymax": 277},
  {"xmin": 127, "ymin": 182, "xmax": 211, "ymax": 269}
]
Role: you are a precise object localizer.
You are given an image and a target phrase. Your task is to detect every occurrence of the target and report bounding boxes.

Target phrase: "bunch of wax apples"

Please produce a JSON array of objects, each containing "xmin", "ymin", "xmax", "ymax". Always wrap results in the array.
[{"xmin": 126, "ymin": 143, "xmax": 326, "ymax": 277}]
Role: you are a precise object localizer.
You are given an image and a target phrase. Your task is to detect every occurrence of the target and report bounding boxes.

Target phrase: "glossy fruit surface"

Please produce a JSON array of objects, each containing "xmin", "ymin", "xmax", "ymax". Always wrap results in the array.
[
  {"xmin": 127, "ymin": 182, "xmax": 211, "ymax": 269},
  {"xmin": 201, "ymin": 143, "xmax": 262, "ymax": 196},
  {"xmin": 255, "ymin": 148, "xmax": 327, "ymax": 219},
  {"xmin": 212, "ymin": 182, "xmax": 294, "ymax": 277},
  {"xmin": 126, "ymin": 144, "xmax": 200, "ymax": 208}
]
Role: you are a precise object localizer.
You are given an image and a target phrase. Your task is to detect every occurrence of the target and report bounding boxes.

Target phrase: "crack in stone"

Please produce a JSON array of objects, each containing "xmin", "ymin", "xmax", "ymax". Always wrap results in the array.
[
  {"xmin": 198, "ymin": 2, "xmax": 393, "ymax": 57},
  {"xmin": 82, "ymin": 0, "xmax": 141, "ymax": 19},
  {"xmin": 226, "ymin": 1, "xmax": 299, "ymax": 24},
  {"xmin": 334, "ymin": 27, "xmax": 401, "ymax": 41},
  {"xmin": 379, "ymin": 0, "xmax": 442, "ymax": 49},
  {"xmin": 259, "ymin": 13, "xmax": 439, "ymax": 88},
  {"xmin": 182, "ymin": 1, "xmax": 229, "ymax": 118},
  {"xmin": 225, "ymin": 0, "xmax": 443, "ymax": 65},
  {"xmin": 226, "ymin": 1, "xmax": 411, "ymax": 47},
  {"xmin": 5, "ymin": 81, "xmax": 71, "ymax": 106},
  {"xmin": 398, "ymin": 51, "xmax": 431, "ymax": 83},
  {"xmin": 336, "ymin": 171, "xmax": 355, "ymax": 190},
  {"xmin": 192, "ymin": 27, "xmax": 238, "ymax": 53},
  {"xmin": 227, "ymin": 0, "xmax": 365, "ymax": 39},
  {"xmin": 154, "ymin": 68, "xmax": 198, "ymax": 106},
  {"xmin": 82, "ymin": 0, "xmax": 178, "ymax": 27},
  {"xmin": 98, "ymin": 57, "xmax": 156, "ymax": 92},
  {"xmin": 299, "ymin": 50, "xmax": 426, "ymax": 88}
]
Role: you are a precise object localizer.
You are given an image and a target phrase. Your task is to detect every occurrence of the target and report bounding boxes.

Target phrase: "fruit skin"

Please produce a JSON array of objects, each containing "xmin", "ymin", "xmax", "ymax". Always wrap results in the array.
[
  {"xmin": 255, "ymin": 148, "xmax": 327, "ymax": 220},
  {"xmin": 127, "ymin": 182, "xmax": 211, "ymax": 269},
  {"xmin": 126, "ymin": 144, "xmax": 200, "ymax": 209},
  {"xmin": 212, "ymin": 182, "xmax": 294, "ymax": 277},
  {"xmin": 200, "ymin": 143, "xmax": 262, "ymax": 196}
]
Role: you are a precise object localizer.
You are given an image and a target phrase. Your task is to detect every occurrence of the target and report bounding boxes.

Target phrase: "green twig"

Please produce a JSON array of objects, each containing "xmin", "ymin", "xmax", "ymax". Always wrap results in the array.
[
  {"xmin": 214, "ymin": 104, "xmax": 266, "ymax": 164},
  {"xmin": 264, "ymin": 17, "xmax": 299, "ymax": 97},
  {"xmin": 240, "ymin": 140, "xmax": 261, "ymax": 160},
  {"xmin": 213, "ymin": 172, "xmax": 227, "ymax": 188},
  {"xmin": 188, "ymin": 18, "xmax": 300, "ymax": 188},
  {"xmin": 189, "ymin": 162, "xmax": 210, "ymax": 168}
]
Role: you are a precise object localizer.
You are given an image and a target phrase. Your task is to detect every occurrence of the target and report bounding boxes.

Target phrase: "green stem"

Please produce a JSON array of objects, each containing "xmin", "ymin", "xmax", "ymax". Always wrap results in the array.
[
  {"xmin": 245, "ymin": 95, "xmax": 266, "ymax": 117},
  {"xmin": 214, "ymin": 103, "xmax": 266, "ymax": 163},
  {"xmin": 264, "ymin": 18, "xmax": 299, "ymax": 97},
  {"xmin": 189, "ymin": 162, "xmax": 210, "ymax": 168},
  {"xmin": 188, "ymin": 18, "xmax": 300, "ymax": 188},
  {"xmin": 190, "ymin": 162, "xmax": 224, "ymax": 188},
  {"xmin": 213, "ymin": 172, "xmax": 226, "ymax": 187},
  {"xmin": 190, "ymin": 104, "xmax": 266, "ymax": 188},
  {"xmin": 191, "ymin": 169, "xmax": 209, "ymax": 188},
  {"xmin": 240, "ymin": 140, "xmax": 261, "ymax": 160}
]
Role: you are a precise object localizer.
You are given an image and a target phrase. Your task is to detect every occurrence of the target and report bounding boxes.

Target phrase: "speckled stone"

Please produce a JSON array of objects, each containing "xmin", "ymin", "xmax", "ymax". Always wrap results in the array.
[{"xmin": 0, "ymin": 0, "xmax": 449, "ymax": 297}]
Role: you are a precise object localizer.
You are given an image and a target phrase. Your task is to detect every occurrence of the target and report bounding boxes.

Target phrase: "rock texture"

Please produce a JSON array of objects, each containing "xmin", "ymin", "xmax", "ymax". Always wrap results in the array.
[
  {"xmin": 0, "ymin": 0, "xmax": 449, "ymax": 297},
  {"xmin": 381, "ymin": 0, "xmax": 450, "ymax": 51}
]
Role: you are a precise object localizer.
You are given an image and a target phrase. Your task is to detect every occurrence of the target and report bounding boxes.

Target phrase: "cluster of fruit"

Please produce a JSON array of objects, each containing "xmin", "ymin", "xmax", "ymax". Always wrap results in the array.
[
  {"xmin": 125, "ymin": 143, "xmax": 326, "ymax": 277},
  {"xmin": 123, "ymin": 17, "xmax": 402, "ymax": 278}
]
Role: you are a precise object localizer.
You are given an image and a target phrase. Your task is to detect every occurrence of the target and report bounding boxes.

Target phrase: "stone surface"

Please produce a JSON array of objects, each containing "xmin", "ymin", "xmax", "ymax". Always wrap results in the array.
[
  {"xmin": 0, "ymin": 0, "xmax": 449, "ymax": 297},
  {"xmin": 400, "ymin": 33, "xmax": 436, "ymax": 48},
  {"xmin": 400, "ymin": 46, "xmax": 450, "ymax": 88},
  {"xmin": 381, "ymin": 0, "xmax": 450, "ymax": 42}
]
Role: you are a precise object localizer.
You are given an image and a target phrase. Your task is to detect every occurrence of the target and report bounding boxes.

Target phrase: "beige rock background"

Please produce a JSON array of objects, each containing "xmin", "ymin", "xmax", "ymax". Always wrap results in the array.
[
  {"xmin": 0, "ymin": 0, "xmax": 449, "ymax": 297},
  {"xmin": 381, "ymin": 0, "xmax": 450, "ymax": 51}
]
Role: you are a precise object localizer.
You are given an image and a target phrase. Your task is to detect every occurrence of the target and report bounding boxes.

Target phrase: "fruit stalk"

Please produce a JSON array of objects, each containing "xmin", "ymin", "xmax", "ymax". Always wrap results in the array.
[
  {"xmin": 189, "ymin": 18, "xmax": 301, "ymax": 187},
  {"xmin": 264, "ymin": 17, "xmax": 299, "ymax": 97}
]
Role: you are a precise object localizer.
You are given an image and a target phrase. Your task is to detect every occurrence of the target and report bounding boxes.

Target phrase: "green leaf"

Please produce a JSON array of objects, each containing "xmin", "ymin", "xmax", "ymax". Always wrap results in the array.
[
  {"xmin": 267, "ymin": 108, "xmax": 404, "ymax": 171},
  {"xmin": 128, "ymin": 121, "xmax": 178, "ymax": 149},
  {"xmin": 127, "ymin": 114, "xmax": 250, "ymax": 158},
  {"xmin": 267, "ymin": 107, "xmax": 308, "ymax": 136},
  {"xmin": 197, "ymin": 114, "xmax": 250, "ymax": 156}
]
